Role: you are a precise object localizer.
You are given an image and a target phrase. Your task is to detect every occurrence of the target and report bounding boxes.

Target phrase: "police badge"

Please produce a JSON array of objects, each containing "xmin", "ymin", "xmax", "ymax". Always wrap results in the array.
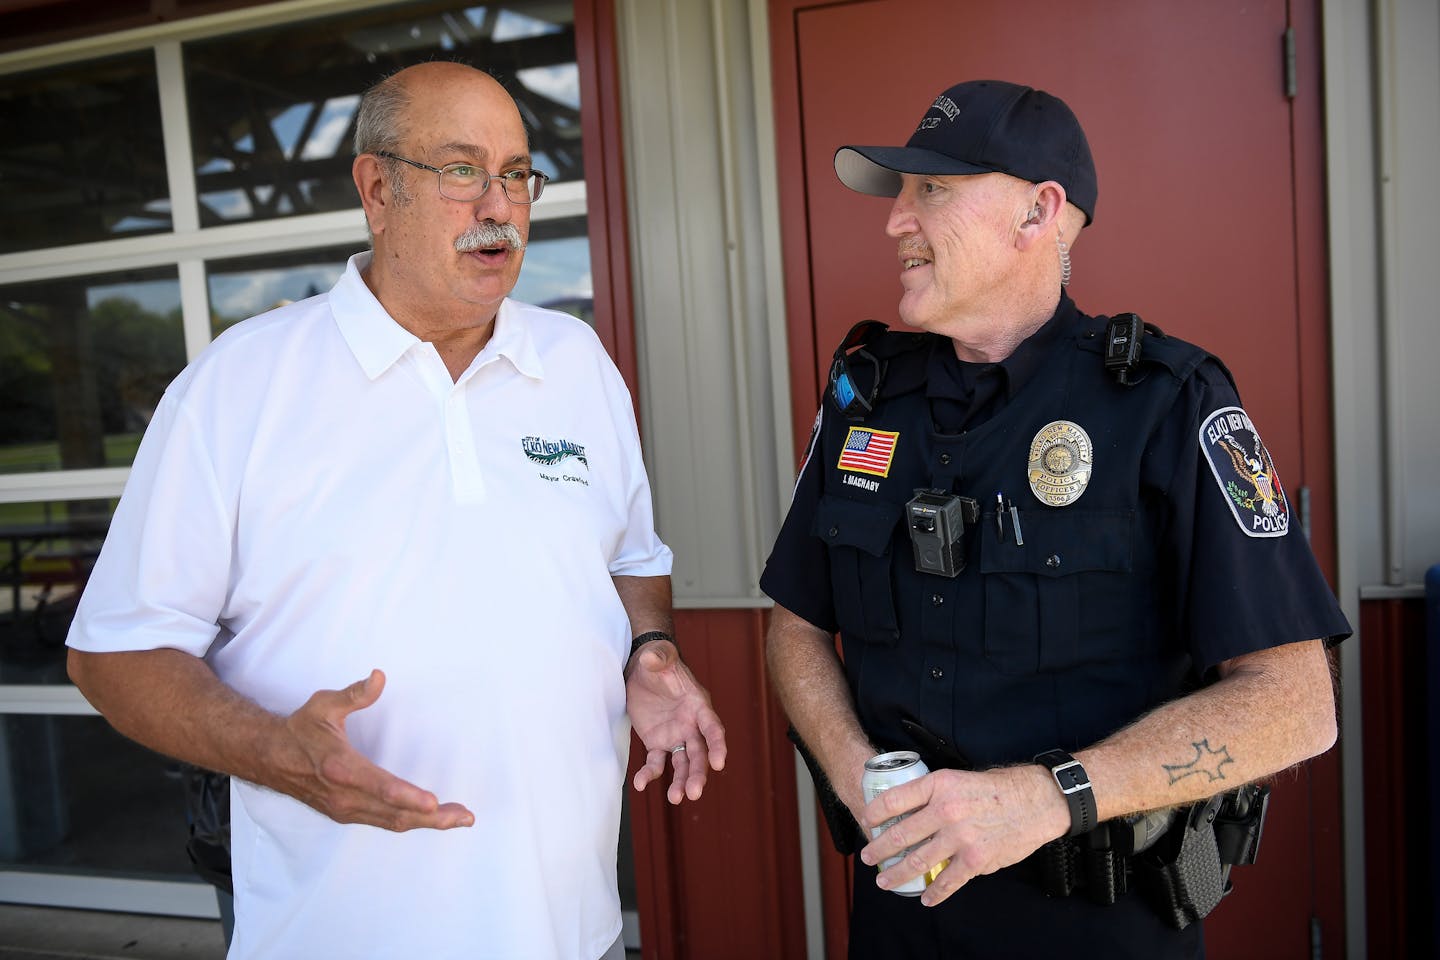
[
  {"xmin": 1027, "ymin": 420, "xmax": 1093, "ymax": 506},
  {"xmin": 1200, "ymin": 406, "xmax": 1289, "ymax": 538}
]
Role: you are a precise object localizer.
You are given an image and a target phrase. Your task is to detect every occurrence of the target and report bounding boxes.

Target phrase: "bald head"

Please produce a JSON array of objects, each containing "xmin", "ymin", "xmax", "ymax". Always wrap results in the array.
[{"xmin": 355, "ymin": 61, "xmax": 520, "ymax": 160}]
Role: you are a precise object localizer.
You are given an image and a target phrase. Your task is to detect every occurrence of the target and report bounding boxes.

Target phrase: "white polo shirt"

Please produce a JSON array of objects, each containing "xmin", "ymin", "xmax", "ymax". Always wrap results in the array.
[{"xmin": 68, "ymin": 253, "xmax": 672, "ymax": 960}]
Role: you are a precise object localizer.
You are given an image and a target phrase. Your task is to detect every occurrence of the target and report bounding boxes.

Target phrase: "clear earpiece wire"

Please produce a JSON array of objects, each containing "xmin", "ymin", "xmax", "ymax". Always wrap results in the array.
[{"xmin": 1057, "ymin": 227, "xmax": 1072, "ymax": 287}]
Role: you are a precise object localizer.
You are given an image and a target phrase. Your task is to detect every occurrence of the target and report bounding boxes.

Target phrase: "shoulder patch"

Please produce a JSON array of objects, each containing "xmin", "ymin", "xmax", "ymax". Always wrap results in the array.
[
  {"xmin": 792, "ymin": 406, "xmax": 824, "ymax": 501},
  {"xmin": 838, "ymin": 426, "xmax": 899, "ymax": 478},
  {"xmin": 1199, "ymin": 406, "xmax": 1289, "ymax": 538}
]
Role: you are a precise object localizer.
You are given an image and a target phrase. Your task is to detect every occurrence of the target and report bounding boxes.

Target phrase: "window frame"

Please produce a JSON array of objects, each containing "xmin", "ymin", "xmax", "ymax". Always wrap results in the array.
[
  {"xmin": 0, "ymin": 0, "xmax": 632, "ymax": 919},
  {"xmin": 0, "ymin": 0, "xmax": 594, "ymax": 509}
]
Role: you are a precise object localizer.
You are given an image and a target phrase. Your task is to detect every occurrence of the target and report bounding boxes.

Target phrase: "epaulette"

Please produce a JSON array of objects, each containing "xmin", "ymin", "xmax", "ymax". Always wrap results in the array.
[{"xmin": 1080, "ymin": 313, "xmax": 1214, "ymax": 387}]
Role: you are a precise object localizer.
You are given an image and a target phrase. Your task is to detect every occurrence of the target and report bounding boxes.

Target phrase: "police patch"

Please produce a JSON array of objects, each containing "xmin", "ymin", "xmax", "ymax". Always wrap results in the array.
[
  {"xmin": 1200, "ymin": 406, "xmax": 1289, "ymax": 538},
  {"xmin": 792, "ymin": 406, "xmax": 824, "ymax": 501}
]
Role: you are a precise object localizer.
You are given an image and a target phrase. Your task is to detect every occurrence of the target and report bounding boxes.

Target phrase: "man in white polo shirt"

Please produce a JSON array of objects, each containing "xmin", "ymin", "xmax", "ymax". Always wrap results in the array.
[{"xmin": 65, "ymin": 61, "xmax": 725, "ymax": 960}]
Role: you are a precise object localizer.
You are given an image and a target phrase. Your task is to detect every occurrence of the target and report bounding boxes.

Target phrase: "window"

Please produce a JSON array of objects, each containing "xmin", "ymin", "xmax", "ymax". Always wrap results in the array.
[
  {"xmin": 0, "ymin": 53, "xmax": 171, "ymax": 255},
  {"xmin": 1, "ymin": 270, "xmax": 184, "ymax": 476},
  {"xmin": 0, "ymin": 0, "xmax": 600, "ymax": 915},
  {"xmin": 180, "ymin": 3, "xmax": 585, "ymax": 229}
]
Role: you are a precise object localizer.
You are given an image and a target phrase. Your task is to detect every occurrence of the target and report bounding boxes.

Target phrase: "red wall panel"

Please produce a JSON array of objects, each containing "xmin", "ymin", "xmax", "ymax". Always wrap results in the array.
[
  {"xmin": 628, "ymin": 609, "xmax": 808, "ymax": 959},
  {"xmin": 1360, "ymin": 598, "xmax": 1431, "ymax": 959}
]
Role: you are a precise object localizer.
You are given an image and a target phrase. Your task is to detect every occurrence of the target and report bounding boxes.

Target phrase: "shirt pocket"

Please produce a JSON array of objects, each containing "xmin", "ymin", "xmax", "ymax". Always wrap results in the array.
[
  {"xmin": 979, "ymin": 509, "xmax": 1135, "ymax": 674},
  {"xmin": 812, "ymin": 495, "xmax": 902, "ymax": 646}
]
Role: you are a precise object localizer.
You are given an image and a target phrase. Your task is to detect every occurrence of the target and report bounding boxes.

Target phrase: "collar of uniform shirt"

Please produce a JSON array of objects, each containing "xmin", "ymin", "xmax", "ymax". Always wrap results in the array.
[{"xmin": 924, "ymin": 291, "xmax": 1078, "ymax": 432}]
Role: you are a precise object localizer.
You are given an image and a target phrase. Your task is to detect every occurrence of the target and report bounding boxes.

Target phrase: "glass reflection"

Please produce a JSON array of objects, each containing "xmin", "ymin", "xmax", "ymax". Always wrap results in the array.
[
  {"xmin": 0, "ymin": 53, "xmax": 171, "ymax": 255},
  {"xmin": 207, "ymin": 246, "xmax": 354, "ymax": 338},
  {"xmin": 0, "ymin": 500, "xmax": 112, "ymax": 686},
  {"xmin": 183, "ymin": 1, "xmax": 582, "ymax": 229},
  {"xmin": 0, "ymin": 714, "xmax": 194, "ymax": 877},
  {"xmin": 510, "ymin": 216, "xmax": 594, "ymax": 325},
  {"xmin": 0, "ymin": 269, "xmax": 184, "ymax": 475},
  {"xmin": 205, "ymin": 220, "xmax": 592, "ymax": 337}
]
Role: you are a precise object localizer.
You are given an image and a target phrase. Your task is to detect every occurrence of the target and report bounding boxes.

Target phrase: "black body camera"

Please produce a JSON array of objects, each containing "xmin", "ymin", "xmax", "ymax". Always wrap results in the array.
[
  {"xmin": 906, "ymin": 490, "xmax": 978, "ymax": 578},
  {"xmin": 1104, "ymin": 312, "xmax": 1144, "ymax": 384}
]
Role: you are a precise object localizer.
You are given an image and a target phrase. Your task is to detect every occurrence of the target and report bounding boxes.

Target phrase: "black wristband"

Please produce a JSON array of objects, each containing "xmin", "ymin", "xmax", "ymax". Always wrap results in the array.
[
  {"xmin": 1034, "ymin": 749, "xmax": 1097, "ymax": 837},
  {"xmin": 629, "ymin": 630, "xmax": 676, "ymax": 659}
]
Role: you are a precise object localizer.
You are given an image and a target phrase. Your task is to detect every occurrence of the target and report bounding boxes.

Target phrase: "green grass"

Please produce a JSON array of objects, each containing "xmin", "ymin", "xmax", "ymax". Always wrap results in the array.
[
  {"xmin": 0, "ymin": 435, "xmax": 142, "ymax": 473},
  {"xmin": 0, "ymin": 441, "xmax": 128, "ymax": 566}
]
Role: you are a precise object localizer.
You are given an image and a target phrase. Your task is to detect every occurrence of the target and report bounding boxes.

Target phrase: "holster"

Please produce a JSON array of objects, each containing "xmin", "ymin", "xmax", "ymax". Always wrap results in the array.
[
  {"xmin": 183, "ymin": 763, "xmax": 233, "ymax": 894},
  {"xmin": 1135, "ymin": 796, "xmax": 1227, "ymax": 929},
  {"xmin": 1033, "ymin": 782, "xmax": 1270, "ymax": 929},
  {"xmin": 786, "ymin": 727, "xmax": 865, "ymax": 855},
  {"xmin": 1134, "ymin": 783, "xmax": 1271, "ymax": 929}
]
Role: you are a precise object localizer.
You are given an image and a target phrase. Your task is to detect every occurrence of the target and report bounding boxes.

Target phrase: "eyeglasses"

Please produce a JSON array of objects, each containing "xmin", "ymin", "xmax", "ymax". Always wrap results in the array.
[{"xmin": 376, "ymin": 151, "xmax": 549, "ymax": 204}]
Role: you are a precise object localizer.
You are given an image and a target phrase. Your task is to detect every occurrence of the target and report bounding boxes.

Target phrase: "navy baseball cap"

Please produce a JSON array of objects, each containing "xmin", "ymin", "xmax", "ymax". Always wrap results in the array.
[{"xmin": 834, "ymin": 80, "xmax": 1097, "ymax": 224}]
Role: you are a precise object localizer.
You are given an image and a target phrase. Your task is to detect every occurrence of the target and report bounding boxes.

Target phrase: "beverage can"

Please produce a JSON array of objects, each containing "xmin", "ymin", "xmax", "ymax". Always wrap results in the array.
[{"xmin": 861, "ymin": 750, "xmax": 946, "ymax": 896}]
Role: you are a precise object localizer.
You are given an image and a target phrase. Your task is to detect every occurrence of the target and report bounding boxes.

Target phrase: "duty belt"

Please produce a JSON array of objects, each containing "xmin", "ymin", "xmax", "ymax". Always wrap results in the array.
[{"xmin": 1032, "ymin": 783, "xmax": 1271, "ymax": 930}]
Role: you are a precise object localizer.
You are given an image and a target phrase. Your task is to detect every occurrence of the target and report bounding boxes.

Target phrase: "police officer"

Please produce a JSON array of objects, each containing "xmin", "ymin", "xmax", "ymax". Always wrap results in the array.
[{"xmin": 760, "ymin": 80, "xmax": 1350, "ymax": 959}]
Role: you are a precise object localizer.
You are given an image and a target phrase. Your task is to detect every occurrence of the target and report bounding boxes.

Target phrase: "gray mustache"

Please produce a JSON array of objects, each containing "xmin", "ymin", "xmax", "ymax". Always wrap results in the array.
[{"xmin": 455, "ymin": 221, "xmax": 526, "ymax": 253}]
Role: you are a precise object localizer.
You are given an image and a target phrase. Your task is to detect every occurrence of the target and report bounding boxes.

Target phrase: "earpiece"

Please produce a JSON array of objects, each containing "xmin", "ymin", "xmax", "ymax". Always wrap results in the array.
[{"xmin": 1026, "ymin": 205, "xmax": 1043, "ymax": 225}]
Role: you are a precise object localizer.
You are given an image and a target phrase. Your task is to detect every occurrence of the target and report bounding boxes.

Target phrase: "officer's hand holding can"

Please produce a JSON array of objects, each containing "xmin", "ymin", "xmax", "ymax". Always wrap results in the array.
[{"xmin": 862, "ymin": 750, "xmax": 947, "ymax": 896}]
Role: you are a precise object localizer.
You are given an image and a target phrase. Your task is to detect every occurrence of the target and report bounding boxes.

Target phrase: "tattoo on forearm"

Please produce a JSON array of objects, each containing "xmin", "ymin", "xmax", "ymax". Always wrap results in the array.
[{"xmin": 1162, "ymin": 739, "xmax": 1234, "ymax": 785}]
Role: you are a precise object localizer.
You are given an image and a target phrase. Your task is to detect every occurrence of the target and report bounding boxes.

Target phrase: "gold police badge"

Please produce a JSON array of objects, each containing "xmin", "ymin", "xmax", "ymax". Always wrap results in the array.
[{"xmin": 1027, "ymin": 420, "xmax": 1093, "ymax": 506}]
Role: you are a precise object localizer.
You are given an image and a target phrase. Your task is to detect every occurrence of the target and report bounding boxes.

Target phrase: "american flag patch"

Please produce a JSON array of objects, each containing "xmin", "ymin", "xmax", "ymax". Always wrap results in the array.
[{"xmin": 837, "ymin": 427, "xmax": 899, "ymax": 477}]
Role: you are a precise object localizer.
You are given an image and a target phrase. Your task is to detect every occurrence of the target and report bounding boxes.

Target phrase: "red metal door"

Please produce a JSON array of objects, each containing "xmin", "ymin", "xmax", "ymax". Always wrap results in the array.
[{"xmin": 769, "ymin": 1, "xmax": 1342, "ymax": 956}]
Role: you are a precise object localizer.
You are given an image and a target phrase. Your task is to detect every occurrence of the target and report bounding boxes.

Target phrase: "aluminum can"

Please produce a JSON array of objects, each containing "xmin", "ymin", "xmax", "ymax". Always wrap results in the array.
[{"xmin": 862, "ymin": 750, "xmax": 945, "ymax": 896}]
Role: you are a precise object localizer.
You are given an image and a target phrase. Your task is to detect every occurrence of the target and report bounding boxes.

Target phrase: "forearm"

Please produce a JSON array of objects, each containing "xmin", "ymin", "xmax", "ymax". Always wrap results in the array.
[
  {"xmin": 68, "ymin": 647, "xmax": 295, "ymax": 788},
  {"xmin": 614, "ymin": 575, "xmax": 677, "ymax": 682},
  {"xmin": 765, "ymin": 605, "xmax": 875, "ymax": 815},
  {"xmin": 71, "ymin": 647, "xmax": 472, "ymax": 831},
  {"xmin": 613, "ymin": 574, "xmax": 674, "ymax": 639},
  {"xmin": 1078, "ymin": 638, "xmax": 1337, "ymax": 821}
]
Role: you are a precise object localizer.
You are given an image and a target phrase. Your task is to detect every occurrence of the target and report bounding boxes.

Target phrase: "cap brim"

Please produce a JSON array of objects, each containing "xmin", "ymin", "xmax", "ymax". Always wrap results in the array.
[{"xmin": 834, "ymin": 145, "xmax": 996, "ymax": 197}]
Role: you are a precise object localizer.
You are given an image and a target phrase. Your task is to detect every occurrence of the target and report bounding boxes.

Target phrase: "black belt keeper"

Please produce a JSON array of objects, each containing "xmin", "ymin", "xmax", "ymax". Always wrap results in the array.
[
  {"xmin": 1033, "ymin": 808, "xmax": 1176, "ymax": 907},
  {"xmin": 1038, "ymin": 837, "xmax": 1080, "ymax": 898},
  {"xmin": 1036, "ymin": 832, "xmax": 1126, "ymax": 906},
  {"xmin": 1081, "ymin": 846, "xmax": 1124, "ymax": 906}
]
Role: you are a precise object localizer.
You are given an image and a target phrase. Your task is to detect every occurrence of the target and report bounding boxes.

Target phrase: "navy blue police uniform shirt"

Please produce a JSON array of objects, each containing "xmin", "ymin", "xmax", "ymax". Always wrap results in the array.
[{"xmin": 759, "ymin": 292, "xmax": 1352, "ymax": 958}]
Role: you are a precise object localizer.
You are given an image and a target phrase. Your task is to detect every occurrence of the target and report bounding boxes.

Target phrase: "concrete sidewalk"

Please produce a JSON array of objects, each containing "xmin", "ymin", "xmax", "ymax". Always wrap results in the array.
[
  {"xmin": 0, "ymin": 904, "xmax": 226, "ymax": 959},
  {"xmin": 0, "ymin": 904, "xmax": 643, "ymax": 959}
]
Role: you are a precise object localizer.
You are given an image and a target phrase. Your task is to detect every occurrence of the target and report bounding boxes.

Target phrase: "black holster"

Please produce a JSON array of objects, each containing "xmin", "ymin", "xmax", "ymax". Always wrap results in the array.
[
  {"xmin": 1035, "ymin": 783, "xmax": 1270, "ymax": 929},
  {"xmin": 183, "ymin": 764, "xmax": 233, "ymax": 894},
  {"xmin": 1135, "ymin": 783, "xmax": 1271, "ymax": 929},
  {"xmin": 787, "ymin": 727, "xmax": 865, "ymax": 855}
]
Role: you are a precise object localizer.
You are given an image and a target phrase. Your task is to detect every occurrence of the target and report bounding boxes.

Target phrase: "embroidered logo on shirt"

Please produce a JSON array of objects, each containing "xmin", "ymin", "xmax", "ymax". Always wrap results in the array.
[
  {"xmin": 1200, "ymin": 406, "xmax": 1289, "ymax": 538},
  {"xmin": 837, "ymin": 426, "xmax": 898, "ymax": 478},
  {"xmin": 521, "ymin": 436, "xmax": 588, "ymax": 470}
]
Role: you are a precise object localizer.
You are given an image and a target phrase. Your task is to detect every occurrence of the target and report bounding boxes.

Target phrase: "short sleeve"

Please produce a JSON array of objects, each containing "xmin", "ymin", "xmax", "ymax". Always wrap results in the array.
[
  {"xmin": 596, "ymin": 352, "xmax": 673, "ymax": 578},
  {"xmin": 760, "ymin": 405, "xmax": 838, "ymax": 633},
  {"xmin": 1147, "ymin": 360, "xmax": 1351, "ymax": 670},
  {"xmin": 67, "ymin": 390, "xmax": 234, "ymax": 657}
]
